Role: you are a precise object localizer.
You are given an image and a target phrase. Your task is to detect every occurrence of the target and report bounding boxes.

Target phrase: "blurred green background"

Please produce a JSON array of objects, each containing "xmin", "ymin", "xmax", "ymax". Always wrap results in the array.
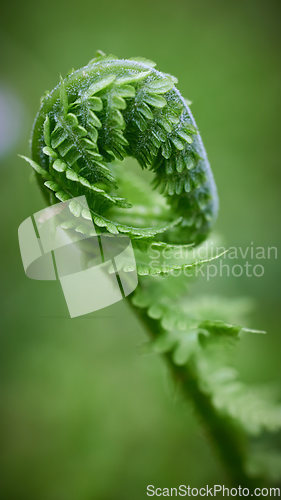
[{"xmin": 0, "ymin": 0, "xmax": 280, "ymax": 498}]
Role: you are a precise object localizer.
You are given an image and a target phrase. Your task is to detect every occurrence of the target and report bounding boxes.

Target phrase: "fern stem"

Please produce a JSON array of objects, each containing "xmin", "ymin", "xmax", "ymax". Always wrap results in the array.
[{"xmin": 130, "ymin": 300, "xmax": 260, "ymax": 488}]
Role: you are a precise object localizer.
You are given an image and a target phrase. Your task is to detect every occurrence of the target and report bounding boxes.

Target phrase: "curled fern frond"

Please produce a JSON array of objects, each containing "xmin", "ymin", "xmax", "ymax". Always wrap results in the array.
[
  {"xmin": 22, "ymin": 50, "xmax": 218, "ymax": 247},
  {"xmin": 21, "ymin": 51, "xmax": 280, "ymax": 487}
]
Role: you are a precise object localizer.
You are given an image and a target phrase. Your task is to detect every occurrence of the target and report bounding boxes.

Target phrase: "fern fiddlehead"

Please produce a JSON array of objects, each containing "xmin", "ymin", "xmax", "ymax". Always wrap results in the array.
[
  {"xmin": 21, "ymin": 51, "xmax": 281, "ymax": 487},
  {"xmin": 23, "ymin": 51, "xmax": 218, "ymax": 246}
]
